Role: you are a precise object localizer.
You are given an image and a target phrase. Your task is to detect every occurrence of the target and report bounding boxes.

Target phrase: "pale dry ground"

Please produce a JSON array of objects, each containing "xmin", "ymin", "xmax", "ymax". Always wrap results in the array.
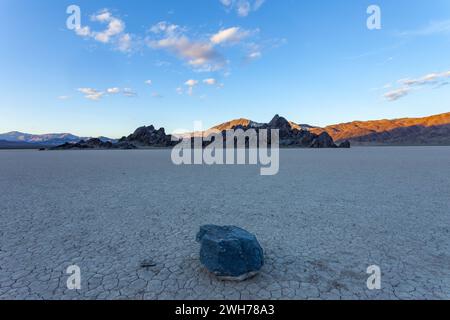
[{"xmin": 0, "ymin": 147, "xmax": 449, "ymax": 300}]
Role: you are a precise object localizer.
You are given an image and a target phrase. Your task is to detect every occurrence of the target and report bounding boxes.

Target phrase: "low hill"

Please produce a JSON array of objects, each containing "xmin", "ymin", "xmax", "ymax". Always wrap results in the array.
[{"xmin": 310, "ymin": 112, "xmax": 450, "ymax": 146}]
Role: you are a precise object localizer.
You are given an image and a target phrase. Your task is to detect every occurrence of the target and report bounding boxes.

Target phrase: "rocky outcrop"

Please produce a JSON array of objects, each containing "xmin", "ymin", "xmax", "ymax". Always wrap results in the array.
[
  {"xmin": 52, "ymin": 138, "xmax": 136, "ymax": 150},
  {"xmin": 51, "ymin": 115, "xmax": 342, "ymax": 150},
  {"xmin": 207, "ymin": 115, "xmax": 338, "ymax": 148},
  {"xmin": 339, "ymin": 140, "xmax": 351, "ymax": 148},
  {"xmin": 268, "ymin": 115, "xmax": 337, "ymax": 148},
  {"xmin": 196, "ymin": 225, "xmax": 264, "ymax": 281},
  {"xmin": 310, "ymin": 132, "xmax": 337, "ymax": 148},
  {"xmin": 119, "ymin": 125, "xmax": 179, "ymax": 147}
]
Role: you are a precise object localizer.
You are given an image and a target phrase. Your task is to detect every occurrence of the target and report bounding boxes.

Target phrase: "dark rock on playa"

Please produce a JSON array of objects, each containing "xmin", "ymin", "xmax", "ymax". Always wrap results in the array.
[
  {"xmin": 196, "ymin": 225, "xmax": 264, "ymax": 281},
  {"xmin": 309, "ymin": 132, "xmax": 337, "ymax": 148},
  {"xmin": 339, "ymin": 140, "xmax": 351, "ymax": 148},
  {"xmin": 52, "ymin": 138, "xmax": 136, "ymax": 150},
  {"xmin": 120, "ymin": 125, "xmax": 179, "ymax": 147},
  {"xmin": 210, "ymin": 115, "xmax": 339, "ymax": 148},
  {"xmin": 113, "ymin": 141, "xmax": 138, "ymax": 150}
]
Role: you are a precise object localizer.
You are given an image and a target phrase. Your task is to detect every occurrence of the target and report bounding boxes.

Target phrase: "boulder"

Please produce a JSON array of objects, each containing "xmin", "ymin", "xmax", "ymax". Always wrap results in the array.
[
  {"xmin": 122, "ymin": 125, "xmax": 179, "ymax": 147},
  {"xmin": 196, "ymin": 225, "xmax": 264, "ymax": 281},
  {"xmin": 309, "ymin": 132, "xmax": 337, "ymax": 148},
  {"xmin": 339, "ymin": 140, "xmax": 351, "ymax": 148}
]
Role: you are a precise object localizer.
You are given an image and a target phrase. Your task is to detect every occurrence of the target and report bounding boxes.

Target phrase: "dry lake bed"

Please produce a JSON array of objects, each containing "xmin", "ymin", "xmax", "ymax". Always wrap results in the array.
[{"xmin": 0, "ymin": 147, "xmax": 449, "ymax": 300}]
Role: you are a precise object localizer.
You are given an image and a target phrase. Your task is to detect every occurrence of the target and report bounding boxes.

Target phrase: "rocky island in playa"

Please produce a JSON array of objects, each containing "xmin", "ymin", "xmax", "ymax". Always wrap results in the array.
[{"xmin": 51, "ymin": 115, "xmax": 351, "ymax": 150}]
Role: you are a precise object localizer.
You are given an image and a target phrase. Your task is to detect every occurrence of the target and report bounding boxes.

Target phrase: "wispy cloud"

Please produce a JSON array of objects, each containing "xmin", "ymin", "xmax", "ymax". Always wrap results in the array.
[
  {"xmin": 383, "ymin": 70, "xmax": 450, "ymax": 101},
  {"xmin": 185, "ymin": 79, "xmax": 199, "ymax": 95},
  {"xmin": 148, "ymin": 22, "xmax": 226, "ymax": 72},
  {"xmin": 210, "ymin": 27, "xmax": 255, "ymax": 45},
  {"xmin": 220, "ymin": 0, "xmax": 266, "ymax": 17},
  {"xmin": 203, "ymin": 78, "xmax": 217, "ymax": 85},
  {"xmin": 178, "ymin": 78, "xmax": 223, "ymax": 96},
  {"xmin": 151, "ymin": 37, "xmax": 225, "ymax": 72},
  {"xmin": 72, "ymin": 9, "xmax": 134, "ymax": 53},
  {"xmin": 243, "ymin": 42, "xmax": 262, "ymax": 62},
  {"xmin": 77, "ymin": 87, "xmax": 138, "ymax": 100},
  {"xmin": 152, "ymin": 92, "xmax": 163, "ymax": 98},
  {"xmin": 123, "ymin": 88, "xmax": 137, "ymax": 97},
  {"xmin": 147, "ymin": 22, "xmax": 257, "ymax": 72},
  {"xmin": 398, "ymin": 20, "xmax": 450, "ymax": 37},
  {"xmin": 71, "ymin": 9, "xmax": 271, "ymax": 73},
  {"xmin": 77, "ymin": 88, "xmax": 105, "ymax": 101},
  {"xmin": 106, "ymin": 87, "xmax": 120, "ymax": 94},
  {"xmin": 384, "ymin": 88, "xmax": 410, "ymax": 101}
]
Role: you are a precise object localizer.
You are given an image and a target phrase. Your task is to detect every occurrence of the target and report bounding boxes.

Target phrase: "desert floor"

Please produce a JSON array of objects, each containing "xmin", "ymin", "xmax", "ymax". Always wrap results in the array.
[{"xmin": 0, "ymin": 147, "xmax": 449, "ymax": 300}]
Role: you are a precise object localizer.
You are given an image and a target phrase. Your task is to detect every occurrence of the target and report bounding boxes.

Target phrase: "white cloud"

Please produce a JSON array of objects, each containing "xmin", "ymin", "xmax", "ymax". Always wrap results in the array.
[
  {"xmin": 184, "ymin": 79, "xmax": 199, "ymax": 96},
  {"xmin": 58, "ymin": 95, "xmax": 70, "ymax": 100},
  {"xmin": 399, "ymin": 72, "xmax": 446, "ymax": 86},
  {"xmin": 117, "ymin": 33, "xmax": 132, "ymax": 52},
  {"xmin": 219, "ymin": 0, "xmax": 265, "ymax": 17},
  {"xmin": 383, "ymin": 70, "xmax": 450, "ymax": 101},
  {"xmin": 145, "ymin": 80, "xmax": 153, "ymax": 86},
  {"xmin": 185, "ymin": 79, "xmax": 199, "ymax": 87},
  {"xmin": 247, "ymin": 51, "xmax": 261, "ymax": 60},
  {"xmin": 77, "ymin": 88, "xmax": 105, "ymax": 101},
  {"xmin": 149, "ymin": 30, "xmax": 225, "ymax": 71},
  {"xmin": 152, "ymin": 92, "xmax": 163, "ymax": 98},
  {"xmin": 75, "ymin": 26, "xmax": 91, "ymax": 37},
  {"xmin": 384, "ymin": 88, "xmax": 410, "ymax": 101},
  {"xmin": 77, "ymin": 86, "xmax": 138, "ymax": 100},
  {"xmin": 123, "ymin": 88, "xmax": 137, "ymax": 97},
  {"xmin": 93, "ymin": 16, "xmax": 125, "ymax": 43},
  {"xmin": 72, "ymin": 9, "xmax": 133, "ymax": 53},
  {"xmin": 92, "ymin": 11, "xmax": 112, "ymax": 23},
  {"xmin": 237, "ymin": 1, "xmax": 251, "ymax": 17},
  {"xmin": 176, "ymin": 87, "xmax": 183, "ymax": 95},
  {"xmin": 203, "ymin": 78, "xmax": 217, "ymax": 85},
  {"xmin": 149, "ymin": 21, "xmax": 180, "ymax": 35},
  {"xmin": 210, "ymin": 27, "xmax": 252, "ymax": 45},
  {"xmin": 107, "ymin": 87, "xmax": 120, "ymax": 94},
  {"xmin": 148, "ymin": 22, "xmax": 261, "ymax": 71},
  {"xmin": 253, "ymin": 0, "xmax": 265, "ymax": 10},
  {"xmin": 243, "ymin": 42, "xmax": 263, "ymax": 61},
  {"xmin": 220, "ymin": 0, "xmax": 233, "ymax": 7}
]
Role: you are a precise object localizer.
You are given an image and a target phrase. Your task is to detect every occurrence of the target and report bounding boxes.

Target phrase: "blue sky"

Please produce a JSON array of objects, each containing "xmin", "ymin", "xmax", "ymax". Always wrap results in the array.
[{"xmin": 0, "ymin": 0, "xmax": 450, "ymax": 138}]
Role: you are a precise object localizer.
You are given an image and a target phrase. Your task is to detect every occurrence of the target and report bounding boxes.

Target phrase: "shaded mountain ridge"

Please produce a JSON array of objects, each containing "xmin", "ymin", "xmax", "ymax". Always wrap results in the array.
[
  {"xmin": 310, "ymin": 112, "xmax": 450, "ymax": 146},
  {"xmin": 0, "ymin": 131, "xmax": 116, "ymax": 146}
]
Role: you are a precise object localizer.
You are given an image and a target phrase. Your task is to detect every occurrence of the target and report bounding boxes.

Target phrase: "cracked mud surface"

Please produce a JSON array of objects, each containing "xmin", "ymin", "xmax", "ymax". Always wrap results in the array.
[{"xmin": 0, "ymin": 148, "xmax": 449, "ymax": 300}]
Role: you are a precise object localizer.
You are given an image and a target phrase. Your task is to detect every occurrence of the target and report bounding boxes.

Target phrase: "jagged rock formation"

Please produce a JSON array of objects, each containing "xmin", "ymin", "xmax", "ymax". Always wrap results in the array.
[
  {"xmin": 51, "ymin": 138, "xmax": 136, "ymax": 150},
  {"xmin": 51, "ymin": 115, "xmax": 347, "ymax": 150},
  {"xmin": 119, "ymin": 125, "xmax": 179, "ymax": 148},
  {"xmin": 338, "ymin": 140, "xmax": 351, "ymax": 148},
  {"xmin": 205, "ymin": 115, "xmax": 340, "ymax": 148}
]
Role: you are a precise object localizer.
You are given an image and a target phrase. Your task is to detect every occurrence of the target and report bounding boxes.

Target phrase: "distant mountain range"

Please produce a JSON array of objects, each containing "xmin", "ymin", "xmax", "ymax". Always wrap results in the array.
[
  {"xmin": 0, "ymin": 140, "xmax": 49, "ymax": 149},
  {"xmin": 0, "ymin": 132, "xmax": 116, "ymax": 148},
  {"xmin": 1, "ymin": 112, "xmax": 449, "ymax": 149},
  {"xmin": 309, "ymin": 112, "xmax": 450, "ymax": 146},
  {"xmin": 200, "ymin": 112, "xmax": 450, "ymax": 146}
]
